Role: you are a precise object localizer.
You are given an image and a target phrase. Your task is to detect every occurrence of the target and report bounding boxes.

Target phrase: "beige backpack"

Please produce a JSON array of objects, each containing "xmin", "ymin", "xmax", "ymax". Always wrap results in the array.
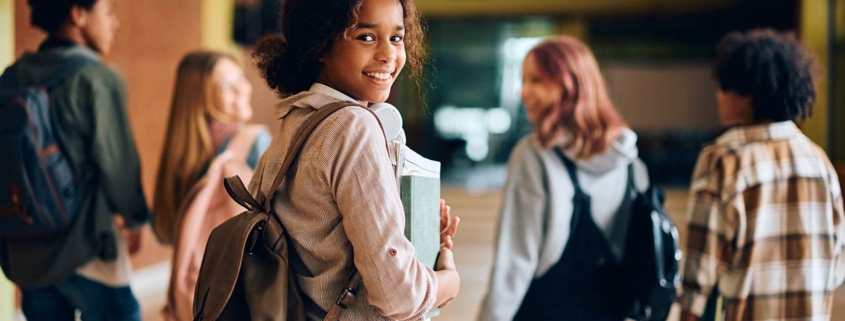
[{"xmin": 163, "ymin": 125, "xmax": 267, "ymax": 321}]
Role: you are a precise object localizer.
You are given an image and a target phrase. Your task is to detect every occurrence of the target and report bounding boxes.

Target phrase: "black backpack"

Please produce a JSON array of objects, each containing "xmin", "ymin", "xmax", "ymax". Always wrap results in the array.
[
  {"xmin": 554, "ymin": 150, "xmax": 681, "ymax": 321},
  {"xmin": 623, "ymin": 172, "xmax": 682, "ymax": 321}
]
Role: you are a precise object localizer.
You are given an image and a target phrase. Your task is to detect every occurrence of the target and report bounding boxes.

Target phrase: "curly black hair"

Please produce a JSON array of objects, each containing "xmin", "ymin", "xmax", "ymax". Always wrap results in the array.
[
  {"xmin": 28, "ymin": 0, "xmax": 98, "ymax": 34},
  {"xmin": 713, "ymin": 29, "xmax": 819, "ymax": 122},
  {"xmin": 253, "ymin": 0, "xmax": 426, "ymax": 97}
]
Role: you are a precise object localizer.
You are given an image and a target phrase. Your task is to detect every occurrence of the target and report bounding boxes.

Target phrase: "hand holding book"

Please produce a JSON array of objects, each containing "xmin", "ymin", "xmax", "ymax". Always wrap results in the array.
[
  {"xmin": 439, "ymin": 199, "xmax": 460, "ymax": 250},
  {"xmin": 436, "ymin": 199, "xmax": 460, "ymax": 309}
]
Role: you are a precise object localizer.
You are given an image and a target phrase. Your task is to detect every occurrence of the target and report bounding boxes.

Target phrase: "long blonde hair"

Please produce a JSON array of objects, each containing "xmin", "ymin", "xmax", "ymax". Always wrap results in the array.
[{"xmin": 153, "ymin": 51, "xmax": 237, "ymax": 244}]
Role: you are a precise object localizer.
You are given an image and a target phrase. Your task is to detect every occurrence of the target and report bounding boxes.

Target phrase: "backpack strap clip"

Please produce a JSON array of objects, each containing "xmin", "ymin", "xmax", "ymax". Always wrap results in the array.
[{"xmin": 327, "ymin": 270, "xmax": 364, "ymax": 316}]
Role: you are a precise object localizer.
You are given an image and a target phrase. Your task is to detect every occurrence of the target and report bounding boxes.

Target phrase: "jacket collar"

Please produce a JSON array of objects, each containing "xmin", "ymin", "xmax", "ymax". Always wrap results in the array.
[
  {"xmin": 274, "ymin": 83, "xmax": 361, "ymax": 119},
  {"xmin": 715, "ymin": 121, "xmax": 802, "ymax": 147}
]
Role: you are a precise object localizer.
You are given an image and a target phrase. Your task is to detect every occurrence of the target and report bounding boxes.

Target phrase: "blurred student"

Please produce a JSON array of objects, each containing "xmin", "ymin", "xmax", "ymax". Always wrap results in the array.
[
  {"xmin": 0, "ymin": 0, "xmax": 149, "ymax": 320},
  {"xmin": 245, "ymin": 0, "xmax": 462, "ymax": 318},
  {"xmin": 679, "ymin": 29, "xmax": 845, "ymax": 321},
  {"xmin": 152, "ymin": 51, "xmax": 271, "ymax": 321},
  {"xmin": 479, "ymin": 36, "xmax": 650, "ymax": 320}
]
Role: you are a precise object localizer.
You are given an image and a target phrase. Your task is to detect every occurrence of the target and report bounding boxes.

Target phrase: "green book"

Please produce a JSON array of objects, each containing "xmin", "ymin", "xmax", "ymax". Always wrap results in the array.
[
  {"xmin": 400, "ymin": 175, "xmax": 441, "ymax": 318},
  {"xmin": 400, "ymin": 175, "xmax": 440, "ymax": 268}
]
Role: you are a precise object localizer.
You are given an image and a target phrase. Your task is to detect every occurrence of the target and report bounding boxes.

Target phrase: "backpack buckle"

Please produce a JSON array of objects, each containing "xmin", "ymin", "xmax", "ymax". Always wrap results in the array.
[{"xmin": 335, "ymin": 287, "xmax": 356, "ymax": 309}]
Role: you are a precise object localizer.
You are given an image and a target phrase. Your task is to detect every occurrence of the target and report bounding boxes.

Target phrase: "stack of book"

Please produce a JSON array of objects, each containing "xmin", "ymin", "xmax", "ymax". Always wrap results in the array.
[
  {"xmin": 398, "ymin": 145, "xmax": 441, "ymax": 268},
  {"xmin": 394, "ymin": 143, "xmax": 442, "ymax": 318}
]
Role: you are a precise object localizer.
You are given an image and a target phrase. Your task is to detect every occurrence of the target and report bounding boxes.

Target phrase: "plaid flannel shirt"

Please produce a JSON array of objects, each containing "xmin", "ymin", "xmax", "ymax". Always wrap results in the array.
[{"xmin": 680, "ymin": 121, "xmax": 845, "ymax": 320}]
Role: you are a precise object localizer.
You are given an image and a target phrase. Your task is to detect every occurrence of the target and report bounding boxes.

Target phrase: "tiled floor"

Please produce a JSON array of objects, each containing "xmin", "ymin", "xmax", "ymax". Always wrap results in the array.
[{"xmin": 123, "ymin": 186, "xmax": 845, "ymax": 320}]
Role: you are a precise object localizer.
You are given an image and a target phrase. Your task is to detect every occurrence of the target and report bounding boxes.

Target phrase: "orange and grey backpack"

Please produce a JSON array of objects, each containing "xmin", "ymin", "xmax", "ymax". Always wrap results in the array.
[{"xmin": 0, "ymin": 55, "xmax": 95, "ymax": 238}]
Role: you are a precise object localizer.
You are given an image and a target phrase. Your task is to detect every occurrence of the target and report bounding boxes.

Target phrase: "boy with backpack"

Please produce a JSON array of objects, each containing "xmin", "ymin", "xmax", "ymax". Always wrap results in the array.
[
  {"xmin": 0, "ymin": 0, "xmax": 149, "ymax": 320},
  {"xmin": 680, "ymin": 29, "xmax": 845, "ymax": 321}
]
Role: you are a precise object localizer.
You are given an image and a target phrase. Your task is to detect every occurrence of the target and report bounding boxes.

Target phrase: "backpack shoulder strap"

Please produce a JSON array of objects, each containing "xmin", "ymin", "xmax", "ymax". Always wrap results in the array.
[
  {"xmin": 0, "ymin": 64, "xmax": 21, "ymax": 87},
  {"xmin": 259, "ymin": 100, "xmax": 376, "ymax": 321},
  {"xmin": 43, "ymin": 55, "xmax": 97, "ymax": 90},
  {"xmin": 627, "ymin": 162, "xmax": 637, "ymax": 192},
  {"xmin": 324, "ymin": 270, "xmax": 363, "ymax": 320},
  {"xmin": 225, "ymin": 124, "xmax": 266, "ymax": 163},
  {"xmin": 223, "ymin": 176, "xmax": 263, "ymax": 211},
  {"xmin": 224, "ymin": 102, "xmax": 379, "ymax": 212},
  {"xmin": 261, "ymin": 100, "xmax": 381, "ymax": 210},
  {"xmin": 44, "ymin": 55, "xmax": 96, "ymax": 90},
  {"xmin": 627, "ymin": 160, "xmax": 658, "ymax": 197},
  {"xmin": 1, "ymin": 54, "xmax": 94, "ymax": 89}
]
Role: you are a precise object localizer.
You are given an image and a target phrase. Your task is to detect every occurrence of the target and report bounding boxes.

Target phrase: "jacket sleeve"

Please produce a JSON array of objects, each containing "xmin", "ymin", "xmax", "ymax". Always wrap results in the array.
[
  {"xmin": 678, "ymin": 151, "xmax": 735, "ymax": 317},
  {"xmin": 317, "ymin": 107, "xmax": 437, "ymax": 320},
  {"xmin": 478, "ymin": 139, "xmax": 547, "ymax": 321},
  {"xmin": 83, "ymin": 66, "xmax": 150, "ymax": 229},
  {"xmin": 829, "ymin": 164, "xmax": 845, "ymax": 287}
]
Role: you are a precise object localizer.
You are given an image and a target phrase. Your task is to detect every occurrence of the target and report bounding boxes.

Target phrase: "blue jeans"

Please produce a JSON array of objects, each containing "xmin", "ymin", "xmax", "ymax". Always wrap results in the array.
[{"xmin": 20, "ymin": 274, "xmax": 141, "ymax": 321}]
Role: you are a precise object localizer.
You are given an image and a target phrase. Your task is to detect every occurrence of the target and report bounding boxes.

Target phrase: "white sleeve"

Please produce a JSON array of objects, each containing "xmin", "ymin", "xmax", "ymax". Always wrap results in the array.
[{"xmin": 478, "ymin": 141, "xmax": 547, "ymax": 321}]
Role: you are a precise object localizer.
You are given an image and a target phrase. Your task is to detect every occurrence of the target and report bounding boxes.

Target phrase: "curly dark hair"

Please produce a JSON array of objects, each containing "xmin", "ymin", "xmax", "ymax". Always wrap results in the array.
[
  {"xmin": 28, "ymin": 0, "xmax": 98, "ymax": 34},
  {"xmin": 253, "ymin": 0, "xmax": 426, "ymax": 97},
  {"xmin": 713, "ymin": 29, "xmax": 819, "ymax": 122}
]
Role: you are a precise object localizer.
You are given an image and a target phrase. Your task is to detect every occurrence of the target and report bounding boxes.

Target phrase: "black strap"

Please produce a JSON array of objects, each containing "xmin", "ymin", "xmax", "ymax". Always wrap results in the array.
[
  {"xmin": 556, "ymin": 148, "xmax": 640, "ymax": 195},
  {"xmin": 553, "ymin": 148, "xmax": 584, "ymax": 195},
  {"xmin": 553, "ymin": 148, "xmax": 588, "ymax": 237},
  {"xmin": 626, "ymin": 162, "xmax": 637, "ymax": 191}
]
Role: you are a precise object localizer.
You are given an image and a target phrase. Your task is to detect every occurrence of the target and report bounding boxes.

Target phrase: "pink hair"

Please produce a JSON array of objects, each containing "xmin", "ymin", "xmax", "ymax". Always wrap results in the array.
[{"xmin": 528, "ymin": 36, "xmax": 627, "ymax": 159}]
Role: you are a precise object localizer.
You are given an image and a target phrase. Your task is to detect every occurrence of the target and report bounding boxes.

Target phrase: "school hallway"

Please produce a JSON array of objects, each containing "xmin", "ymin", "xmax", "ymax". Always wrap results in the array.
[{"xmin": 121, "ymin": 185, "xmax": 845, "ymax": 321}]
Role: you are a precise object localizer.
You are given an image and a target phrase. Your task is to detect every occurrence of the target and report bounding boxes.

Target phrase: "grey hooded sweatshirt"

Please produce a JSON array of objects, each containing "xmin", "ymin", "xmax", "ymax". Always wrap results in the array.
[
  {"xmin": 0, "ymin": 39, "xmax": 148, "ymax": 288},
  {"xmin": 478, "ymin": 129, "xmax": 649, "ymax": 321}
]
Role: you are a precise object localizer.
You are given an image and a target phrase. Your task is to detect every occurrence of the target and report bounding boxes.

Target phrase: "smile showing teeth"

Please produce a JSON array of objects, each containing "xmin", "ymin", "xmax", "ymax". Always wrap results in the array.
[{"xmin": 365, "ymin": 72, "xmax": 392, "ymax": 80}]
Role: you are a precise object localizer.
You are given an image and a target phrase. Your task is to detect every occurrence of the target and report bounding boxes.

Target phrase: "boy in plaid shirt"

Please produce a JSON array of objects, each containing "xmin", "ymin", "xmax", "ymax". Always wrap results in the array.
[{"xmin": 680, "ymin": 29, "xmax": 845, "ymax": 321}]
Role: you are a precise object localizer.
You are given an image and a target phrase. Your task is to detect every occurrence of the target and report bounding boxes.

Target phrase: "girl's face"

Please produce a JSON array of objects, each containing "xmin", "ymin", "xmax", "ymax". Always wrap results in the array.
[
  {"xmin": 211, "ymin": 58, "xmax": 253, "ymax": 122},
  {"xmin": 318, "ymin": 0, "xmax": 407, "ymax": 104},
  {"xmin": 521, "ymin": 53, "xmax": 562, "ymax": 123}
]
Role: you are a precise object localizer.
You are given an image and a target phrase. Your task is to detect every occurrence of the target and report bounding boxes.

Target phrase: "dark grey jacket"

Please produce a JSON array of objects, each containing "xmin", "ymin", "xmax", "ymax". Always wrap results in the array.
[{"xmin": 0, "ymin": 40, "xmax": 149, "ymax": 287}]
